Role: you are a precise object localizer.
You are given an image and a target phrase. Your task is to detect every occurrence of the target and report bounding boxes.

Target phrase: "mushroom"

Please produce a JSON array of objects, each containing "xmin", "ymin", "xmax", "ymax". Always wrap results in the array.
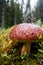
[{"xmin": 9, "ymin": 23, "xmax": 43, "ymax": 56}]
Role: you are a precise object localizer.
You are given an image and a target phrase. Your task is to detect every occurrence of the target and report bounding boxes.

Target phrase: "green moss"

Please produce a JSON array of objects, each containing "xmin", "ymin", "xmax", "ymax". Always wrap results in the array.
[{"xmin": 0, "ymin": 28, "xmax": 43, "ymax": 65}]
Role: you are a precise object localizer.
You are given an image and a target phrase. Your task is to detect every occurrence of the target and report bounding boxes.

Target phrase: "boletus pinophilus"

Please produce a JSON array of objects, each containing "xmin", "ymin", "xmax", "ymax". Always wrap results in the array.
[{"xmin": 9, "ymin": 23, "xmax": 43, "ymax": 57}]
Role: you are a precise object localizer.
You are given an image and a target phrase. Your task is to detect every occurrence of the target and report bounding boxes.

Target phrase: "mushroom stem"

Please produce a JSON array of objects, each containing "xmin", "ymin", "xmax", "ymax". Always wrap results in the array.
[{"xmin": 21, "ymin": 43, "xmax": 31, "ymax": 55}]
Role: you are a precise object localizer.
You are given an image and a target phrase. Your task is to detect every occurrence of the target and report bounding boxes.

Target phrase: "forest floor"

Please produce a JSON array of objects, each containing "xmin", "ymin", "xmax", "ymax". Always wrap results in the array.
[{"xmin": 0, "ymin": 27, "xmax": 43, "ymax": 65}]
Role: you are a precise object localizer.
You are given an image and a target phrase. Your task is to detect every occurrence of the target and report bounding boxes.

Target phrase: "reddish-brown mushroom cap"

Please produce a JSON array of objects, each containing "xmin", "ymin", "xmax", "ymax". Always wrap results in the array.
[
  {"xmin": 9, "ymin": 23, "xmax": 43, "ymax": 56},
  {"xmin": 9, "ymin": 23, "xmax": 43, "ymax": 41}
]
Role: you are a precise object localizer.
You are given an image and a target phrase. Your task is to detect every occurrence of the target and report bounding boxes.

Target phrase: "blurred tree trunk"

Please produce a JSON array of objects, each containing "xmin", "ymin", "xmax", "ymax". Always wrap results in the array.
[
  {"xmin": 0, "ymin": 0, "xmax": 2, "ymax": 26},
  {"xmin": 14, "ymin": 3, "xmax": 16, "ymax": 25},
  {"xmin": 1, "ymin": 0, "xmax": 5, "ymax": 28},
  {"xmin": 6, "ymin": 0, "xmax": 10, "ymax": 7},
  {"xmin": 5, "ymin": 0, "xmax": 11, "ymax": 28},
  {"xmin": 24, "ymin": 0, "xmax": 31, "ymax": 23},
  {"xmin": 33, "ymin": 0, "xmax": 40, "ymax": 21},
  {"xmin": 7, "ymin": 0, "xmax": 9, "ymax": 5},
  {"xmin": 21, "ymin": 0, "xmax": 24, "ymax": 12},
  {"xmin": 10, "ymin": 0, "xmax": 15, "ymax": 25},
  {"xmin": 40, "ymin": 0, "xmax": 43, "ymax": 22}
]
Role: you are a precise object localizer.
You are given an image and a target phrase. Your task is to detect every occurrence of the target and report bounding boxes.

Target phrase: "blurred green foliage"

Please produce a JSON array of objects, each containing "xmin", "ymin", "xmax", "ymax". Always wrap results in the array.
[
  {"xmin": 0, "ymin": 0, "xmax": 23, "ymax": 28},
  {"xmin": 36, "ymin": 19, "xmax": 43, "ymax": 27}
]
